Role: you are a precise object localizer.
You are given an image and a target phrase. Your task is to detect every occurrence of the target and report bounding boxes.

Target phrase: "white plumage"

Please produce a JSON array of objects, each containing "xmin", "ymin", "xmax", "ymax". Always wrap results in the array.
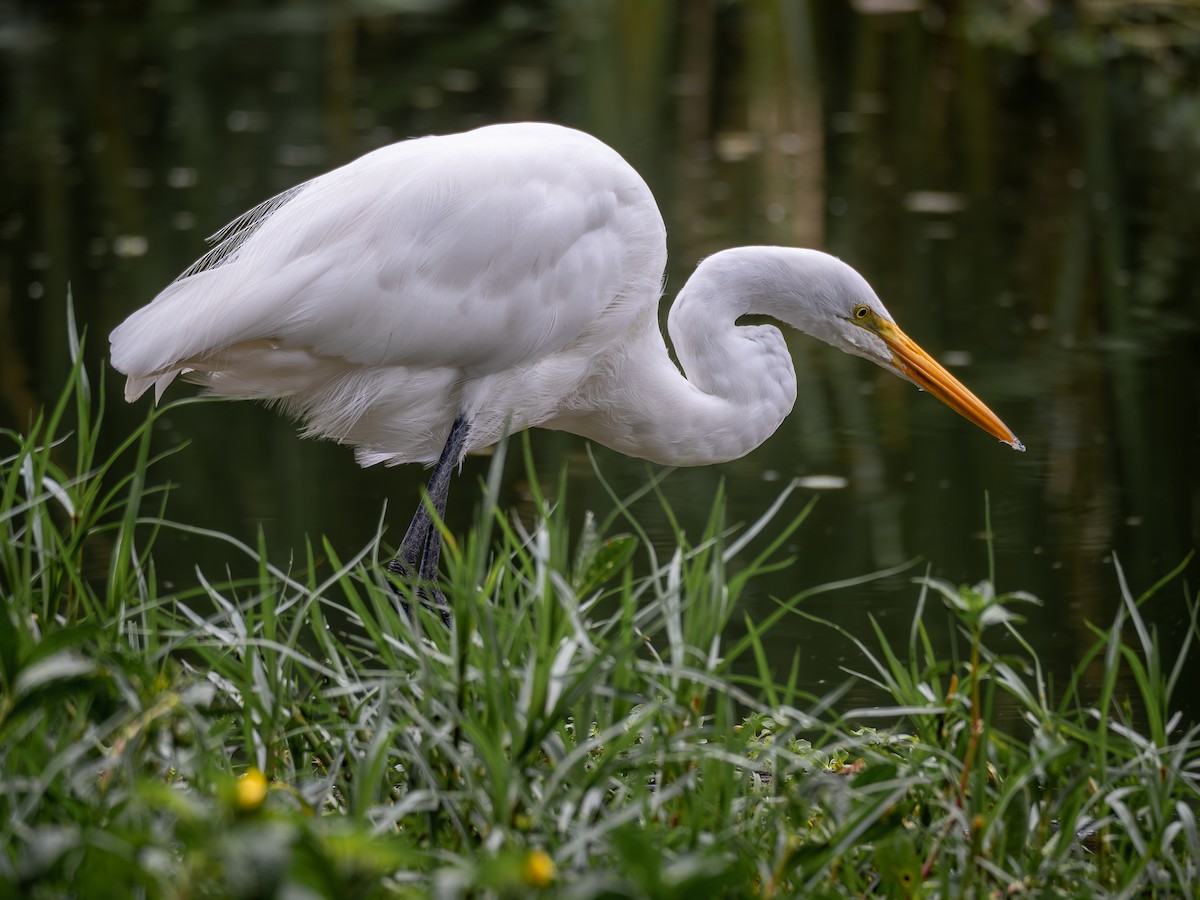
[
  {"xmin": 110, "ymin": 122, "xmax": 1021, "ymax": 602},
  {"xmin": 112, "ymin": 125, "xmax": 655, "ymax": 464}
]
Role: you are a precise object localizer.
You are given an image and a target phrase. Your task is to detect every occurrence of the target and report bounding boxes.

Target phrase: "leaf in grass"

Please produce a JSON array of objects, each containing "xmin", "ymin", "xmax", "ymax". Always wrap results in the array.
[
  {"xmin": 180, "ymin": 680, "xmax": 217, "ymax": 708},
  {"xmin": 849, "ymin": 761, "xmax": 898, "ymax": 788},
  {"xmin": 1001, "ymin": 784, "xmax": 1032, "ymax": 865},
  {"xmin": 1173, "ymin": 800, "xmax": 1198, "ymax": 860},
  {"xmin": 0, "ymin": 606, "xmax": 19, "ymax": 686},
  {"xmin": 23, "ymin": 623, "xmax": 102, "ymax": 667},
  {"xmin": 13, "ymin": 651, "xmax": 97, "ymax": 698},
  {"xmin": 979, "ymin": 605, "xmax": 1025, "ymax": 629},
  {"xmin": 609, "ymin": 823, "xmax": 747, "ymax": 897},
  {"xmin": 875, "ymin": 833, "xmax": 923, "ymax": 899},
  {"xmin": 915, "ymin": 577, "xmax": 970, "ymax": 611},
  {"xmin": 1, "ymin": 652, "xmax": 101, "ymax": 739},
  {"xmin": 18, "ymin": 825, "xmax": 82, "ymax": 880},
  {"xmin": 573, "ymin": 534, "xmax": 637, "ymax": 596},
  {"xmin": 1002, "ymin": 590, "xmax": 1042, "ymax": 607}
]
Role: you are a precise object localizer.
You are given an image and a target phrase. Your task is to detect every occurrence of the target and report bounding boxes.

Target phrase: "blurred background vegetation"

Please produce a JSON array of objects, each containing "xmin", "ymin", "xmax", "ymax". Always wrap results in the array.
[{"xmin": 1, "ymin": 0, "xmax": 1198, "ymax": 712}]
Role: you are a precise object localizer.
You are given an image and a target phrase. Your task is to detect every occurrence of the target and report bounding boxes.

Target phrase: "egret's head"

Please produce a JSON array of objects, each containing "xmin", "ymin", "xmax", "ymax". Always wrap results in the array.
[
  {"xmin": 744, "ymin": 248, "xmax": 1025, "ymax": 452},
  {"xmin": 676, "ymin": 246, "xmax": 1023, "ymax": 451},
  {"xmin": 818, "ymin": 261, "xmax": 1024, "ymax": 452}
]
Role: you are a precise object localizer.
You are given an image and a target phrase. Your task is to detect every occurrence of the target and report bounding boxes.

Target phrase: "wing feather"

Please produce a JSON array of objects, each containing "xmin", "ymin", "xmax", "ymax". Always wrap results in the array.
[{"xmin": 110, "ymin": 124, "xmax": 666, "ymax": 397}]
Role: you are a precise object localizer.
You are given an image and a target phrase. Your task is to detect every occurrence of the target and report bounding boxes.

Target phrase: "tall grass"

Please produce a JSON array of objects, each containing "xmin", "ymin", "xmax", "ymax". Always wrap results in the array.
[{"xmin": 2, "ymin": 321, "xmax": 1198, "ymax": 898}]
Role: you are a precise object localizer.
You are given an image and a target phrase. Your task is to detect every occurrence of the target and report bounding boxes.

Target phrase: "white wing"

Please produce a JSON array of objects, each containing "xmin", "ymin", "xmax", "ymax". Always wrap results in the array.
[{"xmin": 109, "ymin": 123, "xmax": 666, "ymax": 397}]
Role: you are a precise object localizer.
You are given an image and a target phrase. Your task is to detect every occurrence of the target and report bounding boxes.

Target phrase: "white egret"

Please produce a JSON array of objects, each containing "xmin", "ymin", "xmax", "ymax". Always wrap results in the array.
[{"xmin": 110, "ymin": 122, "xmax": 1023, "ymax": 617}]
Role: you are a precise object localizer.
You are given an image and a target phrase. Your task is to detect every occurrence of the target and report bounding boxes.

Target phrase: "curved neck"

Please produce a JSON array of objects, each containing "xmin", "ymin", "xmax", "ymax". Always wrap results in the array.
[
  {"xmin": 550, "ymin": 261, "xmax": 800, "ymax": 466},
  {"xmin": 546, "ymin": 247, "xmax": 896, "ymax": 465}
]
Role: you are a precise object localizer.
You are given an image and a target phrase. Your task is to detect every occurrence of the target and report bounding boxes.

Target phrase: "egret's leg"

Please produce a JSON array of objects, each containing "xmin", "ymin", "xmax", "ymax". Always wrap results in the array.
[{"xmin": 387, "ymin": 415, "xmax": 470, "ymax": 624}]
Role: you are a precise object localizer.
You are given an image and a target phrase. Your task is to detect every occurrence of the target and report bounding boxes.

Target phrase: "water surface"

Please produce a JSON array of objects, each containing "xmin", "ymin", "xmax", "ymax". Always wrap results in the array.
[{"xmin": 2, "ymin": 2, "xmax": 1197, "ymax": 715}]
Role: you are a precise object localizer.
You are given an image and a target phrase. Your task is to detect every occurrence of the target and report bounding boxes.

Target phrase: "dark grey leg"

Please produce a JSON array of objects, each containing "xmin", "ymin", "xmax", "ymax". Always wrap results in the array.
[{"xmin": 387, "ymin": 415, "xmax": 471, "ymax": 625}]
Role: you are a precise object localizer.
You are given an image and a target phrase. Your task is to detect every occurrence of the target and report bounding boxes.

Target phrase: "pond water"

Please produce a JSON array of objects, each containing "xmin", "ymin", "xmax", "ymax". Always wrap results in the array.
[{"xmin": 2, "ymin": 3, "xmax": 1198, "ymax": 717}]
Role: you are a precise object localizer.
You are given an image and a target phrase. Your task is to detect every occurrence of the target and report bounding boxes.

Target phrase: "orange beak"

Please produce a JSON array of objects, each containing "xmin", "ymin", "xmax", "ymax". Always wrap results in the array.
[{"xmin": 879, "ymin": 324, "xmax": 1024, "ymax": 451}]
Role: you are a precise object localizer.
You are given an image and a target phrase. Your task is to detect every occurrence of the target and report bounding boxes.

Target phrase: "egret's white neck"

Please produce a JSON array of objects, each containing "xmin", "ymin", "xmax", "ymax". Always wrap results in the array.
[{"xmin": 549, "ymin": 248, "xmax": 852, "ymax": 466}]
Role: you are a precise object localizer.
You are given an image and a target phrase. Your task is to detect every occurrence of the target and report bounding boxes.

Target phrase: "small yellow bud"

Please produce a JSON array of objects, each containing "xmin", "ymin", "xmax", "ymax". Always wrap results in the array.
[
  {"xmin": 523, "ymin": 849, "xmax": 555, "ymax": 888},
  {"xmin": 236, "ymin": 768, "xmax": 268, "ymax": 811}
]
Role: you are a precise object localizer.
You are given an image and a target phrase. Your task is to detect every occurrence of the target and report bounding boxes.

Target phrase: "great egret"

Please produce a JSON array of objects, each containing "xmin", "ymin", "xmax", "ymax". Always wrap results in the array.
[{"xmin": 110, "ymin": 122, "xmax": 1023, "ymax": 617}]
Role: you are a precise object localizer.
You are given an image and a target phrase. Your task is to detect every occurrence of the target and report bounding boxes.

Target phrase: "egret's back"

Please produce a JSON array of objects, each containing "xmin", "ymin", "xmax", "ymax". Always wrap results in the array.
[{"xmin": 109, "ymin": 123, "xmax": 668, "ymax": 464}]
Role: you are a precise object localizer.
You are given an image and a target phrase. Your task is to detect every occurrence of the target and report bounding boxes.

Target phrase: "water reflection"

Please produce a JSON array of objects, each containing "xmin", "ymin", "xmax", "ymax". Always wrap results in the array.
[{"xmin": 1, "ymin": 2, "xmax": 1196, "ymax": 717}]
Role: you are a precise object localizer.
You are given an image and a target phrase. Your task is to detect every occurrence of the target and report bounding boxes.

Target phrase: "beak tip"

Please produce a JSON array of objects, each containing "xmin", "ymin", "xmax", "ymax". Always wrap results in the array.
[{"xmin": 1006, "ymin": 436, "xmax": 1026, "ymax": 452}]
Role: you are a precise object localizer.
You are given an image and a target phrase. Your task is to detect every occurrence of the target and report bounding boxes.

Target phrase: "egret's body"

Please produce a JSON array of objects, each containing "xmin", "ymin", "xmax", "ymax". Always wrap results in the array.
[
  {"xmin": 110, "ymin": 122, "xmax": 1022, "ymax": 611},
  {"xmin": 112, "ymin": 124, "xmax": 681, "ymax": 465}
]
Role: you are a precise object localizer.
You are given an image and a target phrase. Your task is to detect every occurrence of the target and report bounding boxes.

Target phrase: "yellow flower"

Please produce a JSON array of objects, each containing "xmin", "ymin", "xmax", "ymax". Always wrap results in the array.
[
  {"xmin": 522, "ymin": 849, "xmax": 555, "ymax": 888},
  {"xmin": 236, "ymin": 768, "xmax": 268, "ymax": 811}
]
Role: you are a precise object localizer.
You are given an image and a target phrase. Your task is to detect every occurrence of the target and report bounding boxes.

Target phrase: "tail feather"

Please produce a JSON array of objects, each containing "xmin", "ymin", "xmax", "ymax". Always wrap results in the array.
[
  {"xmin": 119, "ymin": 370, "xmax": 181, "ymax": 404},
  {"xmin": 110, "ymin": 252, "xmax": 328, "ymax": 403}
]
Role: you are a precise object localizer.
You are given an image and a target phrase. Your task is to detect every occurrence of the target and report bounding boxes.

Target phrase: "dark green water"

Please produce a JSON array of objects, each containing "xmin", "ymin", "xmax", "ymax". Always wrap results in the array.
[{"xmin": 2, "ymin": 3, "xmax": 1198, "ymax": 714}]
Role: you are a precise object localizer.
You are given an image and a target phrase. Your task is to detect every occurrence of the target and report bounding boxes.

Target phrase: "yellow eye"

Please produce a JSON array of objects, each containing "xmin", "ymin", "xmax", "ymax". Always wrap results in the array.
[{"xmin": 853, "ymin": 305, "xmax": 870, "ymax": 320}]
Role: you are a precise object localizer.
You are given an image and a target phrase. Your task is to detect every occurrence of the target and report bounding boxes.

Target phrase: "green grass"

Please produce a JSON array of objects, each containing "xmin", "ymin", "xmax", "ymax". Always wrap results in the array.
[{"xmin": 2, "ymin": 322, "xmax": 1198, "ymax": 898}]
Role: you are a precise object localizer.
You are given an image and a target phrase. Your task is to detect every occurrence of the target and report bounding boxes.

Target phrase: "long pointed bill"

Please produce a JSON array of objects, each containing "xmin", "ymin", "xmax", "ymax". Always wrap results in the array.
[{"xmin": 881, "ymin": 325, "xmax": 1025, "ymax": 451}]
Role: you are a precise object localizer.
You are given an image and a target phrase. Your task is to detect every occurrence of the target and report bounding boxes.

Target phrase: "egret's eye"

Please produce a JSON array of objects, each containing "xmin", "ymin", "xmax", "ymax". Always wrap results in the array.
[{"xmin": 853, "ymin": 305, "xmax": 870, "ymax": 320}]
